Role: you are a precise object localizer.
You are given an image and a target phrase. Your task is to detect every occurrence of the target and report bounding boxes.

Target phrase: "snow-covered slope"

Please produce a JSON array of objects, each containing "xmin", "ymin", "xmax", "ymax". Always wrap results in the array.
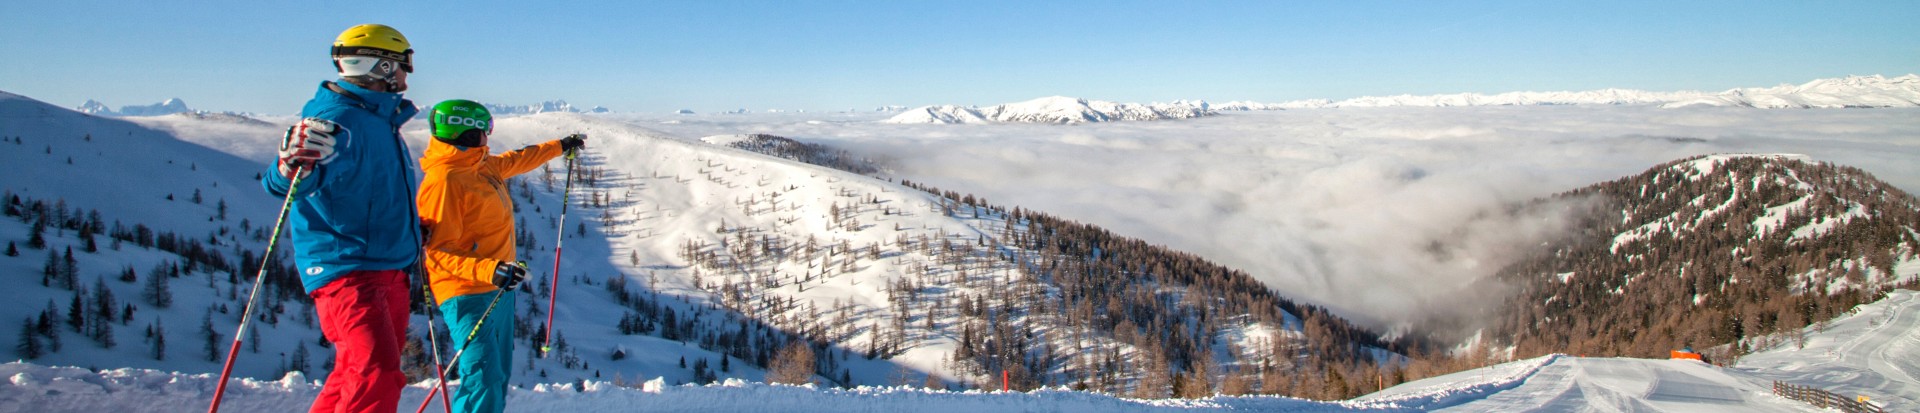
[
  {"xmin": 5, "ymin": 87, "xmax": 1378, "ymax": 401},
  {"xmin": 883, "ymin": 96, "xmax": 1210, "ymax": 124},
  {"xmin": 0, "ymin": 362, "xmax": 1364, "ymax": 412},
  {"xmin": 1363, "ymin": 355, "xmax": 1811, "ymax": 412},
  {"xmin": 1366, "ymin": 289, "xmax": 1920, "ymax": 412},
  {"xmin": 10, "ymin": 288, "xmax": 1915, "ymax": 411},
  {"xmin": 1735, "ymin": 289, "xmax": 1920, "ymax": 410},
  {"xmin": 0, "ymin": 89, "xmax": 791, "ymax": 388}
]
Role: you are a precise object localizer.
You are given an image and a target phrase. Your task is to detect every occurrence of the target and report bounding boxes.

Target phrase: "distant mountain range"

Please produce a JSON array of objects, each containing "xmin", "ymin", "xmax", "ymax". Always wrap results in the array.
[
  {"xmin": 77, "ymin": 98, "xmax": 193, "ymax": 116},
  {"xmin": 883, "ymin": 96, "xmax": 1210, "ymax": 124},
  {"xmin": 1226, "ymin": 74, "xmax": 1920, "ymax": 110},
  {"xmin": 887, "ymin": 75, "xmax": 1919, "ymax": 125},
  {"xmin": 484, "ymin": 100, "xmax": 610, "ymax": 115},
  {"xmin": 1657, "ymin": 74, "xmax": 1920, "ymax": 108}
]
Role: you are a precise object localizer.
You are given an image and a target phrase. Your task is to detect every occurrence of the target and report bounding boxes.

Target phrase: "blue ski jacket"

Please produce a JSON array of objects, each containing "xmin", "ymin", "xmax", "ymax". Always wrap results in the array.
[{"xmin": 262, "ymin": 80, "xmax": 423, "ymax": 293}]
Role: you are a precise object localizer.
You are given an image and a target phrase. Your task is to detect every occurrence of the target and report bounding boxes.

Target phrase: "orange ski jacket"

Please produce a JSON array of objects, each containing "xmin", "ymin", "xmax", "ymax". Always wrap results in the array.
[{"xmin": 417, "ymin": 139, "xmax": 566, "ymax": 304}]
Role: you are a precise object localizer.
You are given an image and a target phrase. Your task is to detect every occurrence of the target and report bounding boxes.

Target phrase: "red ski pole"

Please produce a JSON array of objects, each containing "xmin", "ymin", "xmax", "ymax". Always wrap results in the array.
[
  {"xmin": 208, "ymin": 166, "xmax": 304, "ymax": 413},
  {"xmin": 540, "ymin": 147, "xmax": 578, "ymax": 356},
  {"xmin": 414, "ymin": 274, "xmax": 454, "ymax": 413}
]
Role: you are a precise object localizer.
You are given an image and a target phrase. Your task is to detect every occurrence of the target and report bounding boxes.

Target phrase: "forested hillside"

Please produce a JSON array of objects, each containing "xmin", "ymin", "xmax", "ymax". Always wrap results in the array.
[{"xmin": 1490, "ymin": 155, "xmax": 1920, "ymax": 362}]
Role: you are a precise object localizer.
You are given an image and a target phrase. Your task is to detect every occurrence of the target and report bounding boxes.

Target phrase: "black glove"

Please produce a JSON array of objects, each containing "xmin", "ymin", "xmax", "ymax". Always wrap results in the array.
[
  {"xmin": 491, "ymin": 261, "xmax": 528, "ymax": 290},
  {"xmin": 559, "ymin": 134, "xmax": 586, "ymax": 152}
]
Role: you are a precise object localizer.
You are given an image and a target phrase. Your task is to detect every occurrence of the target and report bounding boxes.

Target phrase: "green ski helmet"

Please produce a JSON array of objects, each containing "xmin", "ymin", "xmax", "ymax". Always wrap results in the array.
[{"xmin": 429, "ymin": 99, "xmax": 491, "ymax": 147}]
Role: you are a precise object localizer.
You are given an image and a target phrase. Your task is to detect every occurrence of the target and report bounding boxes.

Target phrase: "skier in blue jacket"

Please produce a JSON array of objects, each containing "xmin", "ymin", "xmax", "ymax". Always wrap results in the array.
[{"xmin": 262, "ymin": 23, "xmax": 422, "ymax": 413}]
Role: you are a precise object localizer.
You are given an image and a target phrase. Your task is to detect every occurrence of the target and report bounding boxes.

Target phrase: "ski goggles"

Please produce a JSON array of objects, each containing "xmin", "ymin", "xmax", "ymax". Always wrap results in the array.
[{"xmin": 331, "ymin": 46, "xmax": 414, "ymax": 73}]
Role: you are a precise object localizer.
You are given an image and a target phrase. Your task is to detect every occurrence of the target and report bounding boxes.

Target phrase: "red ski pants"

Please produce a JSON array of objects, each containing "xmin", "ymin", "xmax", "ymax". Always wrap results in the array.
[{"xmin": 309, "ymin": 270, "xmax": 410, "ymax": 413}]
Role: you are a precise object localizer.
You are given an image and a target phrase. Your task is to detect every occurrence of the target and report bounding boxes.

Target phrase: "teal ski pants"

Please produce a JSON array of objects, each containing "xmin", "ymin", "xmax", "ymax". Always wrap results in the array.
[{"xmin": 441, "ymin": 290, "xmax": 515, "ymax": 413}]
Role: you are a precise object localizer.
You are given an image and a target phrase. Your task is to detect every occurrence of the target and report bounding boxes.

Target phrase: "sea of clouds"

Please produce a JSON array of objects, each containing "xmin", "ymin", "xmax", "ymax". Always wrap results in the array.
[{"xmin": 616, "ymin": 105, "xmax": 1920, "ymax": 333}]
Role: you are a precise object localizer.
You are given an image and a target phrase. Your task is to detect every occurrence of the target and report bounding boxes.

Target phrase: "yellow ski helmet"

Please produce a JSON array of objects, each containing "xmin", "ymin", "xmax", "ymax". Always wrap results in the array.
[{"xmin": 331, "ymin": 24, "xmax": 413, "ymax": 77}]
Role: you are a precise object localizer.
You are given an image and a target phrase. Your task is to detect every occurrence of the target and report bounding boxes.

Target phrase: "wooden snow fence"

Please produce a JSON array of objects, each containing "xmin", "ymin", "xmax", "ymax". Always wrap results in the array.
[{"xmin": 1771, "ymin": 381, "xmax": 1884, "ymax": 413}]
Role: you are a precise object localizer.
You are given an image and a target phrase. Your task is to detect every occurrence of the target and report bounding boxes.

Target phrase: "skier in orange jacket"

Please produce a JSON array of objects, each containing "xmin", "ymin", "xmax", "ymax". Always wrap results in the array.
[{"xmin": 416, "ymin": 99, "xmax": 582, "ymax": 413}]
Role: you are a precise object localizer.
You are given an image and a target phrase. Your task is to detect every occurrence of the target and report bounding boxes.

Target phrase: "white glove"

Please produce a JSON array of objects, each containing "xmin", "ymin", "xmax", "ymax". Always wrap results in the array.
[{"xmin": 278, "ymin": 118, "xmax": 340, "ymax": 179}]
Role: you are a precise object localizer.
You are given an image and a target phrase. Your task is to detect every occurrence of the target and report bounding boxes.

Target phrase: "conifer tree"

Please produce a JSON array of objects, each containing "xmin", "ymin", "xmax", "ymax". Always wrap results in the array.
[
  {"xmin": 40, "ymin": 301, "xmax": 60, "ymax": 353},
  {"xmin": 201, "ymin": 309, "xmax": 220, "ymax": 362},
  {"xmin": 16, "ymin": 318, "xmax": 41, "ymax": 359},
  {"xmin": 67, "ymin": 290, "xmax": 86, "ymax": 333},
  {"xmin": 141, "ymin": 264, "xmax": 172, "ymax": 308},
  {"xmin": 27, "ymin": 218, "xmax": 46, "ymax": 249},
  {"xmin": 290, "ymin": 341, "xmax": 310, "ymax": 375},
  {"xmin": 42, "ymin": 250, "xmax": 58, "ymax": 286},
  {"xmin": 148, "ymin": 318, "xmax": 165, "ymax": 361},
  {"xmin": 86, "ymin": 277, "xmax": 117, "ymax": 348},
  {"xmin": 60, "ymin": 247, "xmax": 78, "ymax": 289}
]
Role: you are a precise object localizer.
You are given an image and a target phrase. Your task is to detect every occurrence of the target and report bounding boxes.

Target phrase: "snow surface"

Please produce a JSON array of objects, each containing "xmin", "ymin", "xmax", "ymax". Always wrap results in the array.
[
  {"xmin": 1732, "ymin": 289, "xmax": 1920, "ymax": 411},
  {"xmin": 9, "ymin": 288, "xmax": 1916, "ymax": 411}
]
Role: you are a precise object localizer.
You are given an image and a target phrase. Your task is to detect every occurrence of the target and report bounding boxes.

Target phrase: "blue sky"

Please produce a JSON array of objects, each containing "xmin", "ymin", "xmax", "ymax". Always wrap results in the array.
[{"xmin": 3, "ymin": 1, "xmax": 1915, "ymax": 114}]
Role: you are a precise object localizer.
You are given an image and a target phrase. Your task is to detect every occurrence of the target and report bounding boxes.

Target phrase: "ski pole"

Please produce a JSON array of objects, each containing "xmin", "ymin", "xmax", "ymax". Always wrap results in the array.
[
  {"xmin": 541, "ymin": 146, "xmax": 578, "ymax": 356},
  {"xmin": 413, "ymin": 282, "xmax": 513, "ymax": 413},
  {"xmin": 415, "ymin": 268, "xmax": 454, "ymax": 413},
  {"xmin": 208, "ymin": 166, "xmax": 305, "ymax": 413}
]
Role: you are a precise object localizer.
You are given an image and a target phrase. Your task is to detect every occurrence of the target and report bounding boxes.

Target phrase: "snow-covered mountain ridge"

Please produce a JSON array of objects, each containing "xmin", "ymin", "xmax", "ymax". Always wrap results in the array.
[
  {"xmin": 883, "ymin": 96, "xmax": 1210, "ymax": 124},
  {"xmin": 883, "ymin": 74, "xmax": 1917, "ymax": 125},
  {"xmin": 75, "ymin": 98, "xmax": 193, "ymax": 117},
  {"xmin": 1214, "ymin": 74, "xmax": 1919, "ymax": 109},
  {"xmin": 485, "ymin": 100, "xmax": 611, "ymax": 115},
  {"xmin": 1660, "ymin": 74, "xmax": 1920, "ymax": 108}
]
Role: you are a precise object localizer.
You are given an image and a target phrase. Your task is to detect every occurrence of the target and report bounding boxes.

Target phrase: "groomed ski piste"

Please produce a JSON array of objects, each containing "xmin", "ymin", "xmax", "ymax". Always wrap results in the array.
[{"xmin": 5, "ymin": 289, "xmax": 1915, "ymax": 412}]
